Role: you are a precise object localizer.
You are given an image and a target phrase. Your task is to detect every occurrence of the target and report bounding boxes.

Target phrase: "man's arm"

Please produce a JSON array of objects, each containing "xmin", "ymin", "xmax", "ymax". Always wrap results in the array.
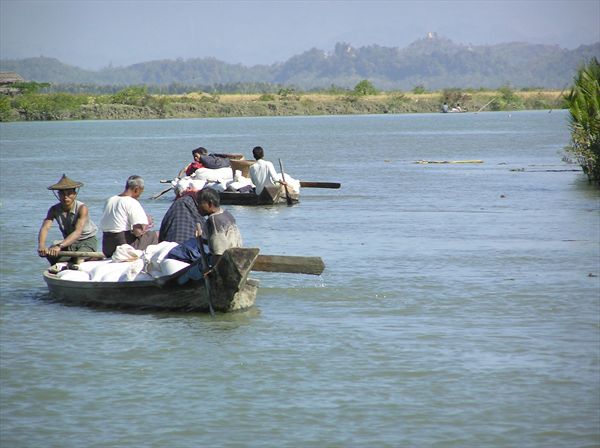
[
  {"xmin": 37, "ymin": 211, "xmax": 54, "ymax": 257},
  {"xmin": 268, "ymin": 161, "xmax": 286, "ymax": 185},
  {"xmin": 131, "ymin": 223, "xmax": 145, "ymax": 237},
  {"xmin": 177, "ymin": 166, "xmax": 188, "ymax": 178},
  {"xmin": 128, "ymin": 200, "xmax": 150, "ymax": 237}
]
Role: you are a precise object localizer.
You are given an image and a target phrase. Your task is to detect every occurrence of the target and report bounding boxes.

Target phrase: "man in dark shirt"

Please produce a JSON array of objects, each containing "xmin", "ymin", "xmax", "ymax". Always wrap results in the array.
[
  {"xmin": 164, "ymin": 187, "xmax": 241, "ymax": 266},
  {"xmin": 158, "ymin": 191, "xmax": 205, "ymax": 244}
]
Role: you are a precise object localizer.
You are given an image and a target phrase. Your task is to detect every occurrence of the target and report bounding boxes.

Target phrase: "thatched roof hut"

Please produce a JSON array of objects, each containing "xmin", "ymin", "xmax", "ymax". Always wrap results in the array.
[
  {"xmin": 0, "ymin": 72, "xmax": 25, "ymax": 95},
  {"xmin": 0, "ymin": 72, "xmax": 24, "ymax": 85}
]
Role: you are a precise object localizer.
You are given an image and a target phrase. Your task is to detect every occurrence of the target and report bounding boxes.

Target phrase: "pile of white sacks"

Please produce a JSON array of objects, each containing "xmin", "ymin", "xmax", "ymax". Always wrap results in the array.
[
  {"xmin": 53, "ymin": 241, "xmax": 190, "ymax": 283},
  {"xmin": 172, "ymin": 167, "xmax": 300, "ymax": 195}
]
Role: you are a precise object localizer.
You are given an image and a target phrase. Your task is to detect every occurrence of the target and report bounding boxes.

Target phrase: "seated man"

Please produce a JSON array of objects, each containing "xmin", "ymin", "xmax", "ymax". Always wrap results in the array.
[
  {"xmin": 159, "ymin": 185, "xmax": 205, "ymax": 244},
  {"xmin": 197, "ymin": 188, "xmax": 242, "ymax": 261},
  {"xmin": 249, "ymin": 146, "xmax": 286, "ymax": 195},
  {"xmin": 38, "ymin": 174, "xmax": 98, "ymax": 265},
  {"xmin": 178, "ymin": 147, "xmax": 205, "ymax": 178},
  {"xmin": 166, "ymin": 188, "xmax": 242, "ymax": 266},
  {"xmin": 100, "ymin": 175, "xmax": 158, "ymax": 257}
]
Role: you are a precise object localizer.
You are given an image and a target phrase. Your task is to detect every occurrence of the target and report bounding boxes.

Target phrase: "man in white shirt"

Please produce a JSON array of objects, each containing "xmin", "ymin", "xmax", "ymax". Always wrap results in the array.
[
  {"xmin": 249, "ymin": 146, "xmax": 286, "ymax": 195},
  {"xmin": 100, "ymin": 175, "xmax": 158, "ymax": 256}
]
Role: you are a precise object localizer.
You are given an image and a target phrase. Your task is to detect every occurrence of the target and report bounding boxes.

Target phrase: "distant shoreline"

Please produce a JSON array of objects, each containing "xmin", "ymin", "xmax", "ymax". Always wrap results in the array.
[{"xmin": 0, "ymin": 90, "xmax": 564, "ymax": 122}]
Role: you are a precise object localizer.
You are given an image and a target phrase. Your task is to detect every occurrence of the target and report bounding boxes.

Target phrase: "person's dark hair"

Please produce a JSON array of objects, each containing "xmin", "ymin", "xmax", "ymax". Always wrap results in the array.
[
  {"xmin": 196, "ymin": 187, "xmax": 220, "ymax": 207},
  {"xmin": 193, "ymin": 147, "xmax": 208, "ymax": 156},
  {"xmin": 126, "ymin": 175, "xmax": 144, "ymax": 190},
  {"xmin": 252, "ymin": 146, "xmax": 264, "ymax": 160}
]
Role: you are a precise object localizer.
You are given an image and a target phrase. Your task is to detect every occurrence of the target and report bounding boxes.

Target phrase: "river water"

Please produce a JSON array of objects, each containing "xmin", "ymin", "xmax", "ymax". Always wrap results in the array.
[{"xmin": 1, "ymin": 111, "xmax": 598, "ymax": 447}]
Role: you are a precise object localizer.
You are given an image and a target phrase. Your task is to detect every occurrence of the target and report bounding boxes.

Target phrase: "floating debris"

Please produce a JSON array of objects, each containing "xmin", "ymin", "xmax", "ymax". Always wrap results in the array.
[{"xmin": 415, "ymin": 160, "xmax": 484, "ymax": 164}]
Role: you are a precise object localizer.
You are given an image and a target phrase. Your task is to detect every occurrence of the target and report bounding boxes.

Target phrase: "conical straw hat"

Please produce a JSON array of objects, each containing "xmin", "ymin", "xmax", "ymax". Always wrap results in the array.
[{"xmin": 47, "ymin": 174, "xmax": 83, "ymax": 190}]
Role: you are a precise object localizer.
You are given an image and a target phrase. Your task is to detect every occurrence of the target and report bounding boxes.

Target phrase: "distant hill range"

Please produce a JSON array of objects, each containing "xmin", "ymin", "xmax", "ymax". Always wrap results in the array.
[{"xmin": 2, "ymin": 35, "xmax": 599, "ymax": 90}]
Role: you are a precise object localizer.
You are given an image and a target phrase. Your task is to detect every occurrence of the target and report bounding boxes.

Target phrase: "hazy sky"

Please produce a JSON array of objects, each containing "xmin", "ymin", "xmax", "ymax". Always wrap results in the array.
[{"xmin": 1, "ymin": 0, "xmax": 599, "ymax": 69}]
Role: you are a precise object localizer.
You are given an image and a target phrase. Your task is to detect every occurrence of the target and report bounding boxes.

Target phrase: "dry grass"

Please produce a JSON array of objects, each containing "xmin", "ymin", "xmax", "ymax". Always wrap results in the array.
[{"xmin": 212, "ymin": 90, "xmax": 563, "ymax": 104}]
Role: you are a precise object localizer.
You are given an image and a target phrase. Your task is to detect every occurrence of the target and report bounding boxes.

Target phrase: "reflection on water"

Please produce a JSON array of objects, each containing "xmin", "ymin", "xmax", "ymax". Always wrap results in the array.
[{"xmin": 1, "ymin": 111, "xmax": 598, "ymax": 447}]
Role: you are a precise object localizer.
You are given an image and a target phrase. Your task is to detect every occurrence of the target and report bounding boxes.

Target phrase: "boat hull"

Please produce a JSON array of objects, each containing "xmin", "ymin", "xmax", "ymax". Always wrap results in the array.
[
  {"xmin": 43, "ymin": 247, "xmax": 260, "ymax": 313},
  {"xmin": 219, "ymin": 185, "xmax": 299, "ymax": 206}
]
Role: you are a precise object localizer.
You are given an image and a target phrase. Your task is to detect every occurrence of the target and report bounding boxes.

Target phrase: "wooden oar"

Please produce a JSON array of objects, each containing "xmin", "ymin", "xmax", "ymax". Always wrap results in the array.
[
  {"xmin": 151, "ymin": 186, "xmax": 174, "ymax": 200},
  {"xmin": 253, "ymin": 255, "xmax": 325, "ymax": 275},
  {"xmin": 58, "ymin": 251, "xmax": 324, "ymax": 275},
  {"xmin": 57, "ymin": 251, "xmax": 106, "ymax": 259},
  {"xmin": 299, "ymin": 181, "xmax": 341, "ymax": 189},
  {"xmin": 197, "ymin": 223, "xmax": 215, "ymax": 316},
  {"xmin": 278, "ymin": 158, "xmax": 294, "ymax": 206}
]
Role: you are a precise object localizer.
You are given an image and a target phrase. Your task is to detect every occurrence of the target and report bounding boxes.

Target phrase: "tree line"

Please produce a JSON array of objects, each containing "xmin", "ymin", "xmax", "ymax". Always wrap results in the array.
[{"xmin": 2, "ymin": 37, "xmax": 598, "ymax": 90}]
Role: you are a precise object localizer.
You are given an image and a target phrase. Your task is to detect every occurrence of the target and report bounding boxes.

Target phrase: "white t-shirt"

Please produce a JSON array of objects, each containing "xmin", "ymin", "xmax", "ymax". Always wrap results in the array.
[
  {"xmin": 100, "ymin": 195, "xmax": 148, "ymax": 233},
  {"xmin": 249, "ymin": 159, "xmax": 279, "ymax": 194}
]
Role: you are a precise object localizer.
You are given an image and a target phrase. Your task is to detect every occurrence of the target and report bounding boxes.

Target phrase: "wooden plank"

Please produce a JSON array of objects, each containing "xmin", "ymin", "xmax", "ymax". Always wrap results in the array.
[
  {"xmin": 58, "ymin": 251, "xmax": 325, "ymax": 275},
  {"xmin": 299, "ymin": 181, "xmax": 341, "ymax": 189},
  {"xmin": 252, "ymin": 255, "xmax": 325, "ymax": 275},
  {"xmin": 58, "ymin": 251, "xmax": 106, "ymax": 259}
]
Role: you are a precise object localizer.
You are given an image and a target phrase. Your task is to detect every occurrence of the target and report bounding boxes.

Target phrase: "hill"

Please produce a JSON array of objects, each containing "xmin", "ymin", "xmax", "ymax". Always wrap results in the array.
[{"xmin": 1, "ymin": 35, "xmax": 599, "ymax": 90}]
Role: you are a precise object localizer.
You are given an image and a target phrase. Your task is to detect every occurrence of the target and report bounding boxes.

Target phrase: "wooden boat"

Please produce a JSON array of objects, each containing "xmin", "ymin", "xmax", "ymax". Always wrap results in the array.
[
  {"xmin": 219, "ymin": 185, "xmax": 299, "ymax": 206},
  {"xmin": 43, "ymin": 248, "xmax": 260, "ymax": 313},
  {"xmin": 153, "ymin": 158, "xmax": 340, "ymax": 205}
]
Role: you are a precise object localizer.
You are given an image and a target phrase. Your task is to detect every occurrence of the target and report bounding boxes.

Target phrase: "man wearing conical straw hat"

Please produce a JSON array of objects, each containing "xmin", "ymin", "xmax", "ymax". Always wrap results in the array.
[{"xmin": 37, "ymin": 174, "xmax": 98, "ymax": 265}]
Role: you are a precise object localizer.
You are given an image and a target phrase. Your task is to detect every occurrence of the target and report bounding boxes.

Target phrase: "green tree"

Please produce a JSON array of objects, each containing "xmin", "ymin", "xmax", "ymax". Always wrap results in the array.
[
  {"xmin": 496, "ymin": 84, "xmax": 524, "ymax": 110},
  {"xmin": 565, "ymin": 57, "xmax": 600, "ymax": 184},
  {"xmin": 13, "ymin": 93, "xmax": 88, "ymax": 120},
  {"xmin": 110, "ymin": 86, "xmax": 150, "ymax": 106},
  {"xmin": 412, "ymin": 85, "xmax": 426, "ymax": 94},
  {"xmin": 0, "ymin": 96, "xmax": 12, "ymax": 121},
  {"xmin": 440, "ymin": 88, "xmax": 470, "ymax": 107},
  {"xmin": 353, "ymin": 80, "xmax": 377, "ymax": 96},
  {"xmin": 11, "ymin": 81, "xmax": 50, "ymax": 94}
]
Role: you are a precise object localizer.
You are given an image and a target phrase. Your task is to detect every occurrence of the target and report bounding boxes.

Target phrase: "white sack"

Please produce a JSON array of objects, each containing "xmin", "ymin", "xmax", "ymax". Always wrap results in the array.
[
  {"xmin": 56, "ymin": 270, "xmax": 91, "ymax": 281},
  {"xmin": 192, "ymin": 167, "xmax": 233, "ymax": 183}
]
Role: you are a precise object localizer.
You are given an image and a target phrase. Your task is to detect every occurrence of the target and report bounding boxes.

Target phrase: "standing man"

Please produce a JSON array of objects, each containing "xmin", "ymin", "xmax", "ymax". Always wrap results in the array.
[
  {"xmin": 249, "ymin": 146, "xmax": 286, "ymax": 195},
  {"xmin": 38, "ymin": 174, "xmax": 98, "ymax": 265},
  {"xmin": 100, "ymin": 175, "xmax": 158, "ymax": 257}
]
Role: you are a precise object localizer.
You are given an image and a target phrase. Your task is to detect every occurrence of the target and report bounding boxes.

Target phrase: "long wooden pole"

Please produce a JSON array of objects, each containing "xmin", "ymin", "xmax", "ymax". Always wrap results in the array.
[
  {"xmin": 162, "ymin": 179, "xmax": 341, "ymax": 189},
  {"xmin": 57, "ymin": 251, "xmax": 325, "ymax": 275},
  {"xmin": 196, "ymin": 223, "xmax": 215, "ymax": 316},
  {"xmin": 299, "ymin": 181, "xmax": 341, "ymax": 189},
  {"xmin": 475, "ymin": 97, "xmax": 497, "ymax": 113},
  {"xmin": 278, "ymin": 158, "xmax": 293, "ymax": 206},
  {"xmin": 151, "ymin": 186, "xmax": 174, "ymax": 200}
]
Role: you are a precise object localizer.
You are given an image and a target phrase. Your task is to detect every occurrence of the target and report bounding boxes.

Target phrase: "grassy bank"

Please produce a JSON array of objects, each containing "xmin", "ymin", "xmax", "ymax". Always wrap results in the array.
[{"xmin": 0, "ymin": 89, "xmax": 564, "ymax": 122}]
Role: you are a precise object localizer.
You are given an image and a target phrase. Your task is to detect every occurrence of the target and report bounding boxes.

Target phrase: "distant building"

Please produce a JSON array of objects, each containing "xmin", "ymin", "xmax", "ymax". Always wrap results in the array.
[
  {"xmin": 426, "ymin": 32, "xmax": 438, "ymax": 39},
  {"xmin": 0, "ymin": 72, "xmax": 25, "ymax": 95}
]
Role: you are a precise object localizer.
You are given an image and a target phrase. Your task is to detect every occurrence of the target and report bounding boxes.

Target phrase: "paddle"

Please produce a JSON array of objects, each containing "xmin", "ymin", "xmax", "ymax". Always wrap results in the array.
[
  {"xmin": 252, "ymin": 255, "xmax": 325, "ymax": 275},
  {"xmin": 151, "ymin": 186, "xmax": 174, "ymax": 200},
  {"xmin": 57, "ymin": 251, "xmax": 324, "ymax": 275},
  {"xmin": 196, "ymin": 223, "xmax": 215, "ymax": 317},
  {"xmin": 56, "ymin": 251, "xmax": 106, "ymax": 259},
  {"xmin": 299, "ymin": 181, "xmax": 341, "ymax": 189},
  {"xmin": 278, "ymin": 158, "xmax": 293, "ymax": 206}
]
